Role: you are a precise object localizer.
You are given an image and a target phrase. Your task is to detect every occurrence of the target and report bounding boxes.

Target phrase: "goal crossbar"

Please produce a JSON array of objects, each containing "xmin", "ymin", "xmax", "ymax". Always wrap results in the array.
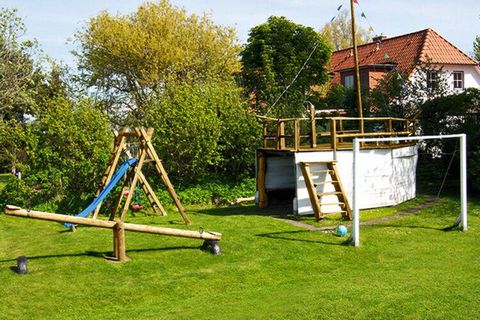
[{"xmin": 349, "ymin": 134, "xmax": 467, "ymax": 247}]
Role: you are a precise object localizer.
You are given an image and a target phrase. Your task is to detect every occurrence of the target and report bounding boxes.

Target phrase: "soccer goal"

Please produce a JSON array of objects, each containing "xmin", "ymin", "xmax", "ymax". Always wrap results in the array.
[{"xmin": 349, "ymin": 134, "xmax": 467, "ymax": 247}]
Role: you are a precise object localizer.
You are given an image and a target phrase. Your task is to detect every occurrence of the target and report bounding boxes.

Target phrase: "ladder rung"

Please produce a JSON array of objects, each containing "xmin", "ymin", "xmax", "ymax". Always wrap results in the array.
[
  {"xmin": 314, "ymin": 181, "xmax": 338, "ymax": 186},
  {"xmin": 317, "ymin": 191, "xmax": 342, "ymax": 196},
  {"xmin": 320, "ymin": 202, "xmax": 346, "ymax": 206},
  {"xmin": 309, "ymin": 170, "xmax": 333, "ymax": 174},
  {"xmin": 321, "ymin": 210, "xmax": 348, "ymax": 215}
]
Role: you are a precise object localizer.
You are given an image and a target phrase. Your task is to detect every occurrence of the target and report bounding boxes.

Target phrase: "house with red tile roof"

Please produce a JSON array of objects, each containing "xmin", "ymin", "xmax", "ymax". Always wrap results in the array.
[{"xmin": 330, "ymin": 28, "xmax": 480, "ymax": 92}]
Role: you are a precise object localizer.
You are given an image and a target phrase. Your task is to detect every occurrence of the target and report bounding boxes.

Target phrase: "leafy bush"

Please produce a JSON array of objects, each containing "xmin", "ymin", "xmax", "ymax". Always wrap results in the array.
[
  {"xmin": 153, "ymin": 175, "xmax": 256, "ymax": 206},
  {"xmin": 419, "ymin": 88, "xmax": 480, "ymax": 191},
  {"xmin": 0, "ymin": 97, "xmax": 112, "ymax": 212},
  {"xmin": 146, "ymin": 80, "xmax": 260, "ymax": 181}
]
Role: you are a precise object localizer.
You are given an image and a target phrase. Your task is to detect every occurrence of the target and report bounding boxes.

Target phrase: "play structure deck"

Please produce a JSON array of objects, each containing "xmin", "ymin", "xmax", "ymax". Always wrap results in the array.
[
  {"xmin": 256, "ymin": 115, "xmax": 417, "ymax": 218},
  {"xmin": 4, "ymin": 128, "xmax": 221, "ymax": 261}
]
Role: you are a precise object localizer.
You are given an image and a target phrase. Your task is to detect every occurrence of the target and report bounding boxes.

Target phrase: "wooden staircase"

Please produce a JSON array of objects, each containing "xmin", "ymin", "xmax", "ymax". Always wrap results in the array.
[{"xmin": 300, "ymin": 161, "xmax": 352, "ymax": 221}]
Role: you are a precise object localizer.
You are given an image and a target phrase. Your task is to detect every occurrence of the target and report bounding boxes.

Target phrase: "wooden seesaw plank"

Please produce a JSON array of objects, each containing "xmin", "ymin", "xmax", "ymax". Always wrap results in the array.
[{"xmin": 4, "ymin": 205, "xmax": 221, "ymax": 241}]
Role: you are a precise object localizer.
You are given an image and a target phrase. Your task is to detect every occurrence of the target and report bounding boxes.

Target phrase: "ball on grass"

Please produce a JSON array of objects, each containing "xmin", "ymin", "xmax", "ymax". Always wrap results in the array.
[{"xmin": 336, "ymin": 225, "xmax": 348, "ymax": 237}]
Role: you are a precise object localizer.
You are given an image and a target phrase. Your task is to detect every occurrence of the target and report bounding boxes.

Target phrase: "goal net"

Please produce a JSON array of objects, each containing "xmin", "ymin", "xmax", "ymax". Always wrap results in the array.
[{"xmin": 349, "ymin": 134, "xmax": 467, "ymax": 247}]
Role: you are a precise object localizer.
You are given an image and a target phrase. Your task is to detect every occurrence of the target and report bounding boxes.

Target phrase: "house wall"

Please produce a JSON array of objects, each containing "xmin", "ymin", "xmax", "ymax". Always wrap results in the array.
[
  {"xmin": 292, "ymin": 146, "xmax": 418, "ymax": 215},
  {"xmin": 442, "ymin": 65, "xmax": 480, "ymax": 91},
  {"xmin": 410, "ymin": 64, "xmax": 480, "ymax": 92}
]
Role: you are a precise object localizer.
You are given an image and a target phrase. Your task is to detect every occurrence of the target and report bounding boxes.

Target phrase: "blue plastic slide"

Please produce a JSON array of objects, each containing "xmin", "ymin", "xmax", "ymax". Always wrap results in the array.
[{"xmin": 64, "ymin": 158, "xmax": 138, "ymax": 228}]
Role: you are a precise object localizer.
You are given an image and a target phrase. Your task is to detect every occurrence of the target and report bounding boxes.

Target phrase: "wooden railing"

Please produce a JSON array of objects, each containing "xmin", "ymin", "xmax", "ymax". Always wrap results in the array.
[{"xmin": 259, "ymin": 116, "xmax": 416, "ymax": 151}]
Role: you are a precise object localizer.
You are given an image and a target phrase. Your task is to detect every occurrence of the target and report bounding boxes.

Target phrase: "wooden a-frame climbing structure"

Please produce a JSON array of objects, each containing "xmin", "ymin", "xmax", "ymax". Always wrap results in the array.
[{"xmin": 92, "ymin": 127, "xmax": 191, "ymax": 225}]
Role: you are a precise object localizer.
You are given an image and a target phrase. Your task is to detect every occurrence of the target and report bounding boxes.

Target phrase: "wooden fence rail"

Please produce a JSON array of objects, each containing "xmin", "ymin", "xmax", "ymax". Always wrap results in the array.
[{"xmin": 259, "ymin": 116, "xmax": 415, "ymax": 151}]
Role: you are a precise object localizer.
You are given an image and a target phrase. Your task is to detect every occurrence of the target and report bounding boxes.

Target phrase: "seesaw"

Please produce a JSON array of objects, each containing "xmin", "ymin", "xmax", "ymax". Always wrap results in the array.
[{"xmin": 5, "ymin": 205, "xmax": 221, "ymax": 261}]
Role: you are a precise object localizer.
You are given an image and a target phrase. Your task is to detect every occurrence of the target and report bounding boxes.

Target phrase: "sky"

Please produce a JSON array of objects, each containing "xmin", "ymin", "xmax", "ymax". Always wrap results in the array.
[{"xmin": 3, "ymin": 0, "xmax": 480, "ymax": 67}]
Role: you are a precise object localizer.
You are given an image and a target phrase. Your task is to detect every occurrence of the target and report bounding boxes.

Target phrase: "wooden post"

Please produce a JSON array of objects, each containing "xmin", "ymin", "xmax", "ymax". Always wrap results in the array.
[
  {"xmin": 299, "ymin": 163, "xmax": 322, "ymax": 221},
  {"xmin": 119, "ymin": 144, "xmax": 147, "ymax": 221},
  {"xmin": 123, "ymin": 148, "xmax": 166, "ymax": 216},
  {"xmin": 387, "ymin": 118, "xmax": 393, "ymax": 147},
  {"xmin": 92, "ymin": 133, "xmax": 127, "ymax": 219},
  {"xmin": 263, "ymin": 121, "xmax": 268, "ymax": 148},
  {"xmin": 278, "ymin": 121, "xmax": 285, "ymax": 150},
  {"xmin": 330, "ymin": 118, "xmax": 337, "ymax": 151},
  {"xmin": 309, "ymin": 103, "xmax": 317, "ymax": 148},
  {"xmin": 257, "ymin": 152, "xmax": 268, "ymax": 208},
  {"xmin": 294, "ymin": 119, "xmax": 300, "ymax": 151},
  {"xmin": 350, "ymin": 0, "xmax": 364, "ymax": 134},
  {"xmin": 139, "ymin": 128, "xmax": 191, "ymax": 225},
  {"xmin": 113, "ymin": 221, "xmax": 128, "ymax": 262},
  {"xmin": 338, "ymin": 119, "xmax": 345, "ymax": 144}
]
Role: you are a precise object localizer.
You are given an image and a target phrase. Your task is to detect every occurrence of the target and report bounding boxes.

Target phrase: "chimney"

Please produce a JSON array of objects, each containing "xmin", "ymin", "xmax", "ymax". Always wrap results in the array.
[{"xmin": 373, "ymin": 35, "xmax": 387, "ymax": 43}]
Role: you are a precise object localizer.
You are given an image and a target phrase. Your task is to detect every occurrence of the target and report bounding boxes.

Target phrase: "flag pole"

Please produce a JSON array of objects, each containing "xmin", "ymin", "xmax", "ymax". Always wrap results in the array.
[{"xmin": 350, "ymin": 0, "xmax": 364, "ymax": 133}]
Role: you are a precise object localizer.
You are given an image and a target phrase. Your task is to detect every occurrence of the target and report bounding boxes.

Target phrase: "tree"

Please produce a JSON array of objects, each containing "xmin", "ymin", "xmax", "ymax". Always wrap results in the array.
[
  {"xmin": 145, "ymin": 79, "xmax": 260, "ymax": 180},
  {"xmin": 474, "ymin": 35, "xmax": 480, "ymax": 62},
  {"xmin": 369, "ymin": 62, "xmax": 450, "ymax": 119},
  {"xmin": 0, "ymin": 8, "xmax": 40, "ymax": 121},
  {"xmin": 320, "ymin": 8, "xmax": 373, "ymax": 51},
  {"xmin": 0, "ymin": 96, "xmax": 112, "ymax": 211},
  {"xmin": 241, "ymin": 16, "xmax": 332, "ymax": 118},
  {"xmin": 74, "ymin": 0, "xmax": 241, "ymax": 126}
]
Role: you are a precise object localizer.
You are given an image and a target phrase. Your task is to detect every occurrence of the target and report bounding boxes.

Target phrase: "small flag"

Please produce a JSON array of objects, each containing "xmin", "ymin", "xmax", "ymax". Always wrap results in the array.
[
  {"xmin": 361, "ymin": 12, "xmax": 366, "ymax": 18},
  {"xmin": 331, "ymin": 16, "xmax": 336, "ymax": 22},
  {"xmin": 337, "ymin": 4, "xmax": 343, "ymax": 11},
  {"xmin": 354, "ymin": 0, "xmax": 359, "ymax": 3}
]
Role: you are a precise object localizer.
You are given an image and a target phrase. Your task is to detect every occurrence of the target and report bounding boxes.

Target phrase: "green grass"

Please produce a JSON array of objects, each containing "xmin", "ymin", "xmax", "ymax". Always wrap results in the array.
[
  {"xmin": 0, "ymin": 173, "xmax": 12, "ymax": 191},
  {"xmin": 0, "ymin": 196, "xmax": 479, "ymax": 319}
]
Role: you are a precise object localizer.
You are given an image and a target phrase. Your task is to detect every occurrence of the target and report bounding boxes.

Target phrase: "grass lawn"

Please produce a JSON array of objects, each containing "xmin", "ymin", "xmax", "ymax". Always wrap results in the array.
[
  {"xmin": 0, "ymin": 196, "xmax": 479, "ymax": 319},
  {"xmin": 0, "ymin": 173, "xmax": 12, "ymax": 190}
]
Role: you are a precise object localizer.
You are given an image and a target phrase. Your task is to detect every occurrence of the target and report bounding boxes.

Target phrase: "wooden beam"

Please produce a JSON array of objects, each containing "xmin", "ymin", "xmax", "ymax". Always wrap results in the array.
[
  {"xmin": 299, "ymin": 163, "xmax": 322, "ymax": 221},
  {"xmin": 139, "ymin": 128, "xmax": 191, "ymax": 225},
  {"xmin": 113, "ymin": 221, "xmax": 127, "ymax": 262},
  {"xmin": 257, "ymin": 152, "xmax": 268, "ymax": 208},
  {"xmin": 5, "ymin": 205, "xmax": 221, "ymax": 241},
  {"xmin": 93, "ymin": 133, "xmax": 126, "ymax": 219}
]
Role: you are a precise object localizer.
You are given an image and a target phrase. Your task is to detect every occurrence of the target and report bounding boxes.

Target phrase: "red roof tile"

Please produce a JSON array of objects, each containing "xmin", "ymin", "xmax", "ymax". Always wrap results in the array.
[{"xmin": 330, "ymin": 28, "xmax": 478, "ymax": 85}]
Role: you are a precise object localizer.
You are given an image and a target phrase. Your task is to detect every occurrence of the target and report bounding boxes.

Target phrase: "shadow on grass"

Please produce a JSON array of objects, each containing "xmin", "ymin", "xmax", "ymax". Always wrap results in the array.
[
  {"xmin": 256, "ymin": 230, "xmax": 347, "ymax": 246},
  {"xmin": 363, "ymin": 222, "xmax": 460, "ymax": 232},
  {"xmin": 196, "ymin": 203, "xmax": 293, "ymax": 217},
  {"xmin": 0, "ymin": 245, "xmax": 200, "ymax": 269}
]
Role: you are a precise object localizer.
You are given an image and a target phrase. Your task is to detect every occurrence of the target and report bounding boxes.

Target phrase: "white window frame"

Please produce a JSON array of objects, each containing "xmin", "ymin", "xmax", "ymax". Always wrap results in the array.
[{"xmin": 453, "ymin": 71, "xmax": 464, "ymax": 90}]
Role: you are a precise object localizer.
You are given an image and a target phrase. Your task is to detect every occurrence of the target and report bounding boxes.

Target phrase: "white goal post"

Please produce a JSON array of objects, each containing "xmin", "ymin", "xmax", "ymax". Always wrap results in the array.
[{"xmin": 350, "ymin": 134, "xmax": 467, "ymax": 247}]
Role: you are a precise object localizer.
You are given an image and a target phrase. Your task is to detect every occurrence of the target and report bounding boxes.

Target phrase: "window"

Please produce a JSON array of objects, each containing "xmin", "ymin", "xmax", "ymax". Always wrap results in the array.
[
  {"xmin": 343, "ymin": 74, "xmax": 354, "ymax": 88},
  {"xmin": 453, "ymin": 71, "xmax": 464, "ymax": 89},
  {"xmin": 426, "ymin": 71, "xmax": 438, "ymax": 89}
]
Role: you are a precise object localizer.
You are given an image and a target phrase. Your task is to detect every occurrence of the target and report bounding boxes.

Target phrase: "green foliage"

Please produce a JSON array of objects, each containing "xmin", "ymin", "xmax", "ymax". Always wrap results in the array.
[
  {"xmin": 418, "ymin": 88, "xmax": 480, "ymax": 191},
  {"xmin": 474, "ymin": 35, "xmax": 480, "ymax": 62},
  {"xmin": 0, "ymin": 8, "xmax": 41, "ymax": 121},
  {"xmin": 154, "ymin": 175, "xmax": 256, "ymax": 206},
  {"xmin": 146, "ymin": 80, "xmax": 260, "ymax": 180},
  {"xmin": 320, "ymin": 8, "xmax": 373, "ymax": 50},
  {"xmin": 0, "ymin": 97, "xmax": 112, "ymax": 211},
  {"xmin": 74, "ymin": 0, "xmax": 241, "ymax": 126},
  {"xmin": 241, "ymin": 16, "xmax": 332, "ymax": 118}
]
